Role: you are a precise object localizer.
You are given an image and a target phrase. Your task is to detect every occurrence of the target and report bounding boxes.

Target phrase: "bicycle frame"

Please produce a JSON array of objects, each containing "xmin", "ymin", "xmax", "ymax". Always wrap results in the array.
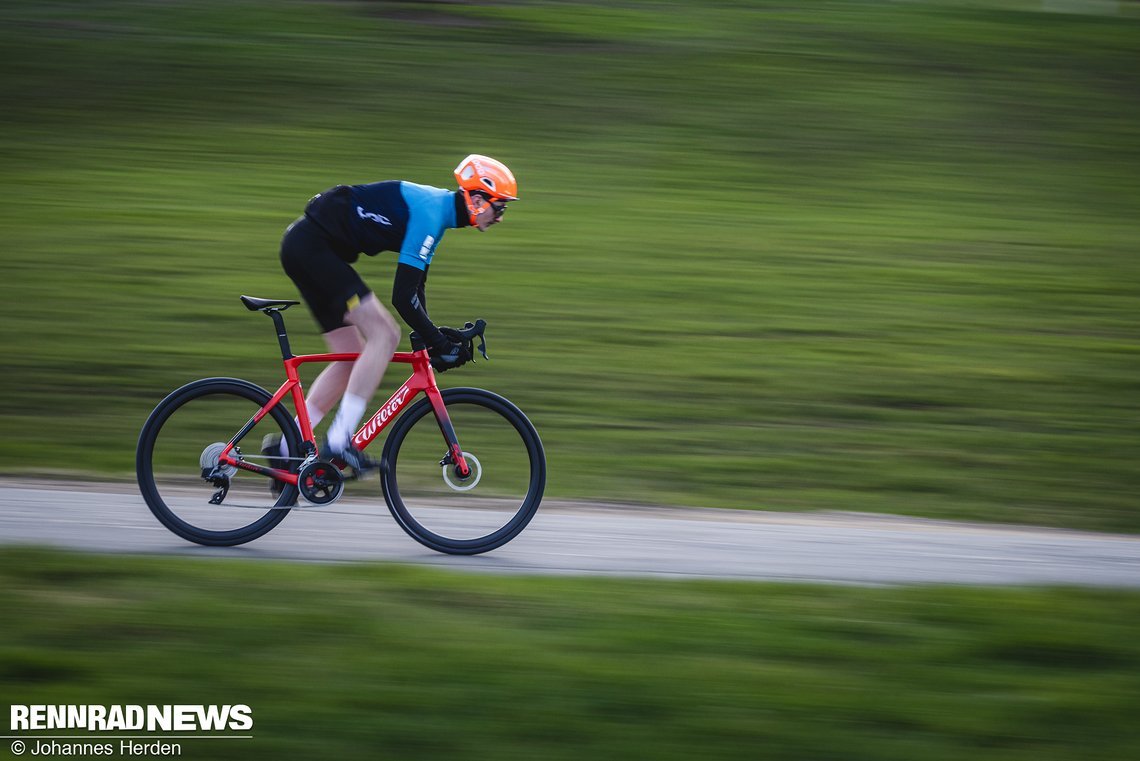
[{"xmin": 217, "ymin": 348, "xmax": 470, "ymax": 488}]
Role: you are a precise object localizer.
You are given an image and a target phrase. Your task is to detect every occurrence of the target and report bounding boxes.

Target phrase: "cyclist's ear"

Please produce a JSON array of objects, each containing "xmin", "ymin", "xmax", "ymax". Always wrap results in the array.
[{"xmin": 469, "ymin": 191, "xmax": 493, "ymax": 210}]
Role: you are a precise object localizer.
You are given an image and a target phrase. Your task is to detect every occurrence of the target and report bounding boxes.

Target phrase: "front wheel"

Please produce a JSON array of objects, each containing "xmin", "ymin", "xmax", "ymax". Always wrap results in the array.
[{"xmin": 381, "ymin": 388, "xmax": 545, "ymax": 554}]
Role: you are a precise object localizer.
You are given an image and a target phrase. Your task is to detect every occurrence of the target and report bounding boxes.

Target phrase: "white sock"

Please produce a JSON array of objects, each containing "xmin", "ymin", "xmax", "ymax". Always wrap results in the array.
[
  {"xmin": 327, "ymin": 393, "xmax": 367, "ymax": 451},
  {"xmin": 280, "ymin": 407, "xmax": 325, "ymax": 458}
]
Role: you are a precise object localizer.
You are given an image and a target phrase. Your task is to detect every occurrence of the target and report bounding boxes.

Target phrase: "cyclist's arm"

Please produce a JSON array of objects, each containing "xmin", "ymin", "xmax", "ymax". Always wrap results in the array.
[
  {"xmin": 417, "ymin": 263, "xmax": 429, "ymax": 313},
  {"xmin": 392, "ymin": 262, "xmax": 444, "ymax": 347}
]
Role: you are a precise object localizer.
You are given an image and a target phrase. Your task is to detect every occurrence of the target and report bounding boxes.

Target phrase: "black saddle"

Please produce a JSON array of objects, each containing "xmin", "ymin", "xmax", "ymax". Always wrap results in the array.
[{"xmin": 240, "ymin": 295, "xmax": 300, "ymax": 312}]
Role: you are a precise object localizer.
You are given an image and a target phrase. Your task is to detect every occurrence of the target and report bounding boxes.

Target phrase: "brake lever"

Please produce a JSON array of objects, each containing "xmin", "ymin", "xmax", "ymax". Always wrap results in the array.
[{"xmin": 461, "ymin": 320, "xmax": 490, "ymax": 361}]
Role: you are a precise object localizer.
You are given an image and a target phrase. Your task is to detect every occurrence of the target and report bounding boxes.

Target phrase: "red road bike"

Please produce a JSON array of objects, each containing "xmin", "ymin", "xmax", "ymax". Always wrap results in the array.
[{"xmin": 136, "ymin": 296, "xmax": 546, "ymax": 555}]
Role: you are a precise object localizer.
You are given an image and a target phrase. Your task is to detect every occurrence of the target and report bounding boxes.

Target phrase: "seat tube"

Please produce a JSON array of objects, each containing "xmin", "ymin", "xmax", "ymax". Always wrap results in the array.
[{"xmin": 285, "ymin": 359, "xmax": 312, "ymax": 443}]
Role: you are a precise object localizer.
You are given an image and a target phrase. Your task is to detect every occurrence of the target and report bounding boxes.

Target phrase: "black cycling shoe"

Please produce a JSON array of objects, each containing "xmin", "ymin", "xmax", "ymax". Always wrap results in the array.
[
  {"xmin": 322, "ymin": 439, "xmax": 381, "ymax": 475},
  {"xmin": 261, "ymin": 433, "xmax": 290, "ymax": 498}
]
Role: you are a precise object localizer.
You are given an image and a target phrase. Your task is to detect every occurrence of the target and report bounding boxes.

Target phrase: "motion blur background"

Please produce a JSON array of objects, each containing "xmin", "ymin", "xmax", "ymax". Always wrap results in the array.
[
  {"xmin": 2, "ymin": 3, "xmax": 1140, "ymax": 758},
  {"xmin": 2, "ymin": 0, "xmax": 1138, "ymax": 531}
]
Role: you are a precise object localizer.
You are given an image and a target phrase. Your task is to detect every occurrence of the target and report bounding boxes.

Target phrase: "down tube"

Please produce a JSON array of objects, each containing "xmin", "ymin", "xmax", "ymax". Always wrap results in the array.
[{"xmin": 352, "ymin": 380, "xmax": 422, "ymax": 451}]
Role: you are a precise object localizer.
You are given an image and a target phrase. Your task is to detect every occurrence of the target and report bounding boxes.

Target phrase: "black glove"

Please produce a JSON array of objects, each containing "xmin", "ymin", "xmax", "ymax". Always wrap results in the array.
[
  {"xmin": 429, "ymin": 330, "xmax": 472, "ymax": 372},
  {"xmin": 437, "ymin": 326, "xmax": 466, "ymax": 345}
]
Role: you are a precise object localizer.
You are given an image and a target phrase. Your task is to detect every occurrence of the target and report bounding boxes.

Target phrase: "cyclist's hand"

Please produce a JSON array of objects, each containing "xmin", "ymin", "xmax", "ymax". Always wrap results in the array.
[
  {"xmin": 429, "ymin": 335, "xmax": 471, "ymax": 373},
  {"xmin": 438, "ymin": 325, "xmax": 465, "ymax": 344}
]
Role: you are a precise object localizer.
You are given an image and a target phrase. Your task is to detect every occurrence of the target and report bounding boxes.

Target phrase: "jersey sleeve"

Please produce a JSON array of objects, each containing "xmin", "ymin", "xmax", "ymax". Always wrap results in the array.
[
  {"xmin": 391, "ymin": 262, "xmax": 442, "ymax": 347},
  {"xmin": 398, "ymin": 183, "xmax": 452, "ymax": 270}
]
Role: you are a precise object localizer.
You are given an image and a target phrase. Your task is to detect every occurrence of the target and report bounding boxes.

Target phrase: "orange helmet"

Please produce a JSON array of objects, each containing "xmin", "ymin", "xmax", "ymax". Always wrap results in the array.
[{"xmin": 454, "ymin": 154, "xmax": 518, "ymax": 225}]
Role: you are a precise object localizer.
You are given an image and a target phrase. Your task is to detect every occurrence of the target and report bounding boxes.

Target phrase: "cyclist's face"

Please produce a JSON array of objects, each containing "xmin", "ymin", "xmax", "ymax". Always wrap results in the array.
[{"xmin": 473, "ymin": 196, "xmax": 508, "ymax": 231}]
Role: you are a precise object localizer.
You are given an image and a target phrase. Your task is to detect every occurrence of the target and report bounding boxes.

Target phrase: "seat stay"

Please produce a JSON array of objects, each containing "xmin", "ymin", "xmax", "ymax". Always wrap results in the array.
[{"xmin": 216, "ymin": 376, "xmax": 304, "ymax": 486}]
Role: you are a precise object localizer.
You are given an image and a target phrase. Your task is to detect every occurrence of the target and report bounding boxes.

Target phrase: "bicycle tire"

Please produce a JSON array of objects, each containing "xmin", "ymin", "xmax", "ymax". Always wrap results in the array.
[
  {"xmin": 136, "ymin": 377, "xmax": 301, "ymax": 546},
  {"xmin": 380, "ymin": 387, "xmax": 545, "ymax": 555}
]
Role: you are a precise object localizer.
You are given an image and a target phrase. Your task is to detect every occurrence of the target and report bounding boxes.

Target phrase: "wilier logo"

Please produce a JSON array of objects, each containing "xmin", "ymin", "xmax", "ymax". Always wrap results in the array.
[{"xmin": 354, "ymin": 385, "xmax": 411, "ymax": 446}]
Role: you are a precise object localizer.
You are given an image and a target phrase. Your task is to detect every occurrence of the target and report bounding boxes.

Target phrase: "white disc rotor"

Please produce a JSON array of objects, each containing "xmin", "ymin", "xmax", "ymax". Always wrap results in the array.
[{"xmin": 442, "ymin": 452, "xmax": 482, "ymax": 492}]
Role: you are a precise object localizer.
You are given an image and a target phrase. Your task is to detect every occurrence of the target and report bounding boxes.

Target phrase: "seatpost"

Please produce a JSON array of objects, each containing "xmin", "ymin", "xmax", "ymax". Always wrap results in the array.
[{"xmin": 266, "ymin": 309, "xmax": 294, "ymax": 359}]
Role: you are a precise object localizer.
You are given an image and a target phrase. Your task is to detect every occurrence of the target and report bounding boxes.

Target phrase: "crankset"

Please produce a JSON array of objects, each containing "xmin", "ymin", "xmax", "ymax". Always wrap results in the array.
[{"xmin": 296, "ymin": 459, "xmax": 344, "ymax": 505}]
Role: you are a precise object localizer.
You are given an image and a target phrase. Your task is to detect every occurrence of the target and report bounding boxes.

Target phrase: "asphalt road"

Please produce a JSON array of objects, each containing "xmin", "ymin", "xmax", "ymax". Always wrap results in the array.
[{"xmin": 2, "ymin": 480, "xmax": 1139, "ymax": 587}]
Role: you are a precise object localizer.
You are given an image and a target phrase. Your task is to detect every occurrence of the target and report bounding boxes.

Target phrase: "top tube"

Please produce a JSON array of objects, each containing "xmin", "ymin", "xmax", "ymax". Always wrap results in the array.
[{"xmin": 288, "ymin": 351, "xmax": 423, "ymax": 366}]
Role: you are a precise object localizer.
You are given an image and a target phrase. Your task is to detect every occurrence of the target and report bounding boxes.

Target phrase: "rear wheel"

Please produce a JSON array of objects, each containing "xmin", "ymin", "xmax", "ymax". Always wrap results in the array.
[
  {"xmin": 136, "ymin": 378, "xmax": 301, "ymax": 546},
  {"xmin": 381, "ymin": 388, "xmax": 545, "ymax": 554}
]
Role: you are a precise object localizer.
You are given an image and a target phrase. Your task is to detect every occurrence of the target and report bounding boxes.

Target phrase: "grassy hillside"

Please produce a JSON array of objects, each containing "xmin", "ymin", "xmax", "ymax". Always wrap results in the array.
[{"xmin": 1, "ymin": 1, "xmax": 1138, "ymax": 529}]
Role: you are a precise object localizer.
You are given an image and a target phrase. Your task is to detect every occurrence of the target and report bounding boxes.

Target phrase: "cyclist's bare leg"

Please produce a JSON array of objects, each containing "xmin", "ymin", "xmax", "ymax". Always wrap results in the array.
[
  {"xmin": 326, "ymin": 294, "xmax": 401, "ymax": 452},
  {"xmin": 343, "ymin": 294, "xmax": 401, "ymax": 399},
  {"xmin": 305, "ymin": 325, "xmax": 364, "ymax": 419}
]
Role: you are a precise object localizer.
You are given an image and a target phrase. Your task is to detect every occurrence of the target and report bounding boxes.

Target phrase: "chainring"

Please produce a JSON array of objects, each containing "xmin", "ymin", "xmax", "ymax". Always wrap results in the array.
[{"xmin": 297, "ymin": 459, "xmax": 344, "ymax": 505}]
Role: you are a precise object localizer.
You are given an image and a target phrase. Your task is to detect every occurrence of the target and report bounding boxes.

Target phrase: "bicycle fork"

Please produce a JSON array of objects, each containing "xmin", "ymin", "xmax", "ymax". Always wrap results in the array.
[{"xmin": 427, "ymin": 388, "xmax": 472, "ymax": 480}]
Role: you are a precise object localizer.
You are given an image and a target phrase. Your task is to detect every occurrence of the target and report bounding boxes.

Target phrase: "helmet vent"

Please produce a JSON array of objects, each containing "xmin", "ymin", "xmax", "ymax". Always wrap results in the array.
[{"xmin": 480, "ymin": 177, "xmax": 497, "ymax": 191}]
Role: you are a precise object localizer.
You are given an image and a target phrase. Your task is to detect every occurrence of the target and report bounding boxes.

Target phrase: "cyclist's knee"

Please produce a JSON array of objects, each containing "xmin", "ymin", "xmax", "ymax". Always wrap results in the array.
[{"xmin": 381, "ymin": 320, "xmax": 400, "ymax": 348}]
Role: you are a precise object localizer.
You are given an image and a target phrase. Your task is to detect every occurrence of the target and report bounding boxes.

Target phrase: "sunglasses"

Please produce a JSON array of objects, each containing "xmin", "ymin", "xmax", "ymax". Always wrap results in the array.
[{"xmin": 489, "ymin": 200, "xmax": 508, "ymax": 220}]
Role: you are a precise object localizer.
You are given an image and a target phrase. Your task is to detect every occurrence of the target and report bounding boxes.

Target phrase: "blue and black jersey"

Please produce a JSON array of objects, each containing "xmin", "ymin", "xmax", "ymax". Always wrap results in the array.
[{"xmin": 303, "ymin": 181, "xmax": 465, "ymax": 270}]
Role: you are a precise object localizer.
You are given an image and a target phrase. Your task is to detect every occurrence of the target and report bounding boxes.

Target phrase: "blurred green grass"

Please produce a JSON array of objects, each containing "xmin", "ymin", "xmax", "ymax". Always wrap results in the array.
[
  {"xmin": 2, "ymin": 548, "xmax": 1139, "ymax": 760},
  {"xmin": 1, "ymin": 1, "xmax": 1138, "ymax": 529}
]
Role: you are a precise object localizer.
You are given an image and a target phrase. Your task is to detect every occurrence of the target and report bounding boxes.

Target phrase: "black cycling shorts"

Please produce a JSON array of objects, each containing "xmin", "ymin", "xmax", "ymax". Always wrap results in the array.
[{"xmin": 279, "ymin": 215, "xmax": 370, "ymax": 333}]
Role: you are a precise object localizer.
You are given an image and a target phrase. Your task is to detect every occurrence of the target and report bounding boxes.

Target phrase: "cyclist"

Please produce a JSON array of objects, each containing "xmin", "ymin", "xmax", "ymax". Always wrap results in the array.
[{"xmin": 266, "ymin": 154, "xmax": 518, "ymax": 474}]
